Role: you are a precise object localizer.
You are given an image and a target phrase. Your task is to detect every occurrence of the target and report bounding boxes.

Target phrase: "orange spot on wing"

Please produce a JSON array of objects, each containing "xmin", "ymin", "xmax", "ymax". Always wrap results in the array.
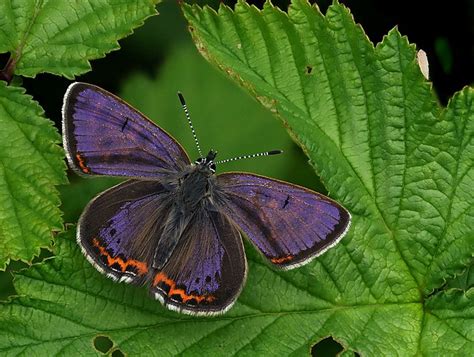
[
  {"xmin": 153, "ymin": 272, "xmax": 215, "ymax": 303},
  {"xmin": 271, "ymin": 255, "xmax": 294, "ymax": 264},
  {"xmin": 92, "ymin": 238, "xmax": 148, "ymax": 275},
  {"xmin": 76, "ymin": 153, "xmax": 91, "ymax": 174}
]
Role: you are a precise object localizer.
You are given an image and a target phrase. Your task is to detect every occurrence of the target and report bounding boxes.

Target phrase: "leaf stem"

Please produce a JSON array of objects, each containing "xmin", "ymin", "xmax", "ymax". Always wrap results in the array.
[{"xmin": 0, "ymin": 55, "xmax": 17, "ymax": 84}]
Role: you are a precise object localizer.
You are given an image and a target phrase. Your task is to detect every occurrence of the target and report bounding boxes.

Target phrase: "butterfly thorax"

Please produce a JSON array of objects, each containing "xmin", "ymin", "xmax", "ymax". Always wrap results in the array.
[{"xmin": 175, "ymin": 150, "xmax": 218, "ymax": 211}]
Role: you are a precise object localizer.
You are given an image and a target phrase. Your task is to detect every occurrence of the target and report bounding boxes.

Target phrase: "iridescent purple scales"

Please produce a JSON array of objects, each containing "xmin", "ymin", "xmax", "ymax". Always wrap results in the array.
[
  {"xmin": 217, "ymin": 174, "xmax": 350, "ymax": 269},
  {"xmin": 63, "ymin": 84, "xmax": 189, "ymax": 178},
  {"xmin": 62, "ymin": 82, "xmax": 351, "ymax": 316}
]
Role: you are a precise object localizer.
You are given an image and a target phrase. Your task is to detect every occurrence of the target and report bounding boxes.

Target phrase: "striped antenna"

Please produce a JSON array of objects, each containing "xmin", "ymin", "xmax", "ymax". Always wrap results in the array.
[
  {"xmin": 178, "ymin": 92, "xmax": 203, "ymax": 157},
  {"xmin": 215, "ymin": 150, "xmax": 283, "ymax": 165}
]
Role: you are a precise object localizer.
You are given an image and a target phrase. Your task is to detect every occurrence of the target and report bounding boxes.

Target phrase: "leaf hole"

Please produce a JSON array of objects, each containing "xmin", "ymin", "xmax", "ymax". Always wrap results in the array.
[
  {"xmin": 311, "ymin": 336, "xmax": 344, "ymax": 356},
  {"xmin": 305, "ymin": 65, "xmax": 313, "ymax": 74},
  {"xmin": 93, "ymin": 335, "xmax": 113, "ymax": 354},
  {"xmin": 111, "ymin": 348, "xmax": 126, "ymax": 357}
]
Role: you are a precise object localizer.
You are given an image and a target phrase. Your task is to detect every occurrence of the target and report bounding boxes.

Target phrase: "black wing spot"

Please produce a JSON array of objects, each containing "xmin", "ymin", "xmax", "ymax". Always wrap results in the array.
[
  {"xmin": 282, "ymin": 195, "xmax": 290, "ymax": 209},
  {"xmin": 110, "ymin": 228, "xmax": 117, "ymax": 237},
  {"xmin": 205, "ymin": 276, "xmax": 212, "ymax": 283},
  {"xmin": 99, "ymin": 254, "xmax": 109, "ymax": 265},
  {"xmin": 195, "ymin": 277, "xmax": 200, "ymax": 284},
  {"xmin": 170, "ymin": 294, "xmax": 183, "ymax": 303},
  {"xmin": 110, "ymin": 262, "xmax": 122, "ymax": 272},
  {"xmin": 187, "ymin": 298, "xmax": 198, "ymax": 306},
  {"xmin": 159, "ymin": 281, "xmax": 171, "ymax": 294},
  {"xmin": 121, "ymin": 117, "xmax": 130, "ymax": 132}
]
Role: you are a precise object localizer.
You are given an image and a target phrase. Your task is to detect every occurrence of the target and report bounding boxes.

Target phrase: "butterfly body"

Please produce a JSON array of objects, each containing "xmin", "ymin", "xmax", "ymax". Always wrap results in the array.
[
  {"xmin": 173, "ymin": 151, "xmax": 217, "ymax": 211},
  {"xmin": 62, "ymin": 82, "xmax": 351, "ymax": 315},
  {"xmin": 151, "ymin": 153, "xmax": 220, "ymax": 271}
]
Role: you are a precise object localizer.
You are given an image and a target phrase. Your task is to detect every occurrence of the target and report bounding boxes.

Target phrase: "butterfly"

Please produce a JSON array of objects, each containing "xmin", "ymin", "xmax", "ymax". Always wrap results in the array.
[{"xmin": 62, "ymin": 82, "xmax": 351, "ymax": 316}]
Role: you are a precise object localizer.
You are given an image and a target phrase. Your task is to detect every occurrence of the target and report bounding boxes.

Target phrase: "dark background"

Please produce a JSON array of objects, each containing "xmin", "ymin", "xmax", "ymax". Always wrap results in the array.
[{"xmin": 13, "ymin": 0, "xmax": 474, "ymax": 127}]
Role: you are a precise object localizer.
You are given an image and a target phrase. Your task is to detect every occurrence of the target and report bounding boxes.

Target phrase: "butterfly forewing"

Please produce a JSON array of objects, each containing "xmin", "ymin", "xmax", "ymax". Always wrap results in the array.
[
  {"xmin": 150, "ymin": 208, "xmax": 247, "ymax": 316},
  {"xmin": 62, "ymin": 82, "xmax": 190, "ymax": 178},
  {"xmin": 216, "ymin": 173, "xmax": 351, "ymax": 269},
  {"xmin": 78, "ymin": 180, "xmax": 172, "ymax": 284}
]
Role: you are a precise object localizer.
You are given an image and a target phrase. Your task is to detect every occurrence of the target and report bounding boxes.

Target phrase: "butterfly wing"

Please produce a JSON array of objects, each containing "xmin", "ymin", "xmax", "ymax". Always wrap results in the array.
[
  {"xmin": 216, "ymin": 173, "xmax": 351, "ymax": 270},
  {"xmin": 78, "ymin": 180, "xmax": 172, "ymax": 284},
  {"xmin": 150, "ymin": 208, "xmax": 247, "ymax": 316},
  {"xmin": 62, "ymin": 82, "xmax": 190, "ymax": 178}
]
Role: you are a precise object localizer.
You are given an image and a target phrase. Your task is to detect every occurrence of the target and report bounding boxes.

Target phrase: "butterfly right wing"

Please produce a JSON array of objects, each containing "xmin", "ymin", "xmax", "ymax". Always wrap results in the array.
[
  {"xmin": 150, "ymin": 208, "xmax": 247, "ymax": 316},
  {"xmin": 216, "ymin": 173, "xmax": 351, "ymax": 270},
  {"xmin": 62, "ymin": 82, "xmax": 190, "ymax": 179},
  {"xmin": 78, "ymin": 180, "xmax": 172, "ymax": 284}
]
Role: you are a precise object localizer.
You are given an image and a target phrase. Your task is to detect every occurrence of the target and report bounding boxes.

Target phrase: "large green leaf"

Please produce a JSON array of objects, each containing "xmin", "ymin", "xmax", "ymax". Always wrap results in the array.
[
  {"xmin": 0, "ymin": 81, "xmax": 66, "ymax": 270},
  {"xmin": 180, "ymin": 0, "xmax": 473, "ymax": 354},
  {"xmin": 0, "ymin": 0, "xmax": 158, "ymax": 78},
  {"xmin": 0, "ymin": 232, "xmax": 420, "ymax": 356},
  {"xmin": 1, "ymin": 0, "xmax": 472, "ymax": 355},
  {"xmin": 182, "ymin": 0, "xmax": 474, "ymax": 288}
]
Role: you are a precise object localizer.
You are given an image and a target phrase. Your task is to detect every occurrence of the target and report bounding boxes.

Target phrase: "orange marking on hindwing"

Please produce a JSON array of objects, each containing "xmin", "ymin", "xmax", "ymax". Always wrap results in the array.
[
  {"xmin": 75, "ymin": 153, "xmax": 91, "ymax": 174},
  {"xmin": 92, "ymin": 238, "xmax": 148, "ymax": 275},
  {"xmin": 271, "ymin": 255, "xmax": 294, "ymax": 264},
  {"xmin": 153, "ymin": 272, "xmax": 215, "ymax": 303}
]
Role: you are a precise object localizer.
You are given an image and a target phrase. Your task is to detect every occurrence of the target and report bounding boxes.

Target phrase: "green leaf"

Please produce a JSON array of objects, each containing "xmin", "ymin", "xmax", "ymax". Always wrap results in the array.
[
  {"xmin": 0, "ymin": 81, "xmax": 66, "ymax": 270},
  {"xmin": 446, "ymin": 263, "xmax": 474, "ymax": 291},
  {"xmin": 422, "ymin": 289, "xmax": 474, "ymax": 355},
  {"xmin": 1, "ymin": 1, "xmax": 473, "ymax": 355},
  {"xmin": 183, "ymin": 0, "xmax": 474, "ymax": 354},
  {"xmin": 0, "ymin": 232, "xmax": 419, "ymax": 355},
  {"xmin": 0, "ymin": 0, "xmax": 159, "ymax": 78}
]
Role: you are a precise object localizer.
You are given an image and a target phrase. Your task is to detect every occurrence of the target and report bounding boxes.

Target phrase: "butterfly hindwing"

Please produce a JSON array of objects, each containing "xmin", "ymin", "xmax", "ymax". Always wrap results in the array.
[
  {"xmin": 150, "ymin": 208, "xmax": 247, "ymax": 316},
  {"xmin": 216, "ymin": 173, "xmax": 351, "ymax": 270},
  {"xmin": 78, "ymin": 180, "xmax": 172, "ymax": 284},
  {"xmin": 62, "ymin": 82, "xmax": 190, "ymax": 178}
]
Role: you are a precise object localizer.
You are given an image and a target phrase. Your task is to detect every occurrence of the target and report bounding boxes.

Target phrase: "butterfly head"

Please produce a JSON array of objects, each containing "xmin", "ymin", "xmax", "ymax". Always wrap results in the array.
[{"xmin": 195, "ymin": 150, "xmax": 217, "ymax": 173}]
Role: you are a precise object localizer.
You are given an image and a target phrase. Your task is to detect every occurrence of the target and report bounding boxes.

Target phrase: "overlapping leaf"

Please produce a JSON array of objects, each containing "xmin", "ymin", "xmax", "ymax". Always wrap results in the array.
[
  {"xmin": 0, "ymin": 82, "xmax": 66, "ymax": 270},
  {"xmin": 0, "ymin": 0, "xmax": 159, "ymax": 78},
  {"xmin": 0, "ymin": 0, "xmax": 160, "ymax": 269}
]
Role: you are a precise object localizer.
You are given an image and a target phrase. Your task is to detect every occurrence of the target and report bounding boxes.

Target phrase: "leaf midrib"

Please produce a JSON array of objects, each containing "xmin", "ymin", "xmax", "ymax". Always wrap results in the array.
[{"xmin": 9, "ymin": 0, "xmax": 43, "ymax": 67}]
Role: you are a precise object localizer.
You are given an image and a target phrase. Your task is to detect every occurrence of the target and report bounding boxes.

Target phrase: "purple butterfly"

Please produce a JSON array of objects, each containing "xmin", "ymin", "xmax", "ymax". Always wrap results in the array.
[{"xmin": 62, "ymin": 82, "xmax": 351, "ymax": 316}]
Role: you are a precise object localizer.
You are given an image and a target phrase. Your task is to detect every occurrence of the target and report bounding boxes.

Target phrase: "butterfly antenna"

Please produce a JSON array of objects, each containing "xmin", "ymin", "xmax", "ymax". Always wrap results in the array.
[
  {"xmin": 215, "ymin": 150, "xmax": 283, "ymax": 165},
  {"xmin": 178, "ymin": 92, "xmax": 203, "ymax": 157}
]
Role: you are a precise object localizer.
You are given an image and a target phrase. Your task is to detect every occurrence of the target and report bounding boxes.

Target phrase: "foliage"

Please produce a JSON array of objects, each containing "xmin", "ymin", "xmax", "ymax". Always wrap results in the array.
[
  {"xmin": 0, "ymin": 0, "xmax": 472, "ymax": 355},
  {"xmin": 0, "ymin": 0, "xmax": 158, "ymax": 267}
]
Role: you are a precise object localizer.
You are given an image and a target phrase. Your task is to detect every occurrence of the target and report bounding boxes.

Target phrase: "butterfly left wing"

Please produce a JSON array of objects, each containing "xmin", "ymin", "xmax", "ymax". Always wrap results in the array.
[
  {"xmin": 62, "ymin": 82, "xmax": 190, "ymax": 178},
  {"xmin": 216, "ymin": 173, "xmax": 351, "ymax": 270},
  {"xmin": 150, "ymin": 208, "xmax": 247, "ymax": 316},
  {"xmin": 78, "ymin": 180, "xmax": 172, "ymax": 284}
]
